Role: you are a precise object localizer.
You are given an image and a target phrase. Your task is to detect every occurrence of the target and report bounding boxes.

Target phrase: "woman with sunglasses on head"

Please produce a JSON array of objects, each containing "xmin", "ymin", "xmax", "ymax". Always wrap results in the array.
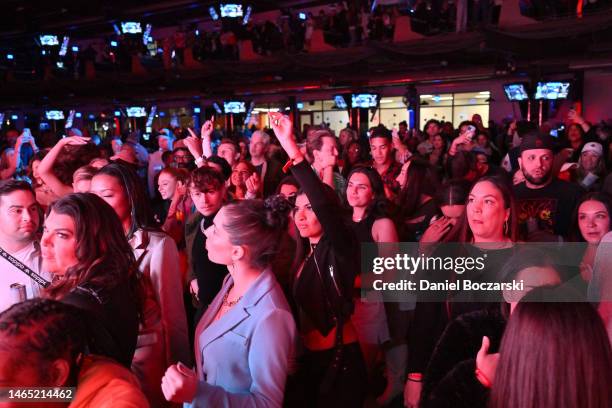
[
  {"xmin": 276, "ymin": 175, "xmax": 300, "ymax": 203},
  {"xmin": 90, "ymin": 163, "xmax": 190, "ymax": 407},
  {"xmin": 271, "ymin": 112, "xmax": 367, "ymax": 407}
]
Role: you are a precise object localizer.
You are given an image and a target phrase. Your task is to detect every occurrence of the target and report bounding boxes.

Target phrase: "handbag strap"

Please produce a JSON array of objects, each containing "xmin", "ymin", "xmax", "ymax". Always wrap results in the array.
[{"xmin": 0, "ymin": 245, "xmax": 50, "ymax": 288}]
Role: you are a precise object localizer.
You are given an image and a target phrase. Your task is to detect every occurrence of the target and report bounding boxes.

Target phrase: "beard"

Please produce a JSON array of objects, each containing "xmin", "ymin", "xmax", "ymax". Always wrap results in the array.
[{"xmin": 523, "ymin": 168, "xmax": 551, "ymax": 185}]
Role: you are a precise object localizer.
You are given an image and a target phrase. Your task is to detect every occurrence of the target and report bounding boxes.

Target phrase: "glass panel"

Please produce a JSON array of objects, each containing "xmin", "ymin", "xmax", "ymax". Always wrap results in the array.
[
  {"xmin": 453, "ymin": 105, "xmax": 489, "ymax": 126},
  {"xmin": 323, "ymin": 99, "xmax": 343, "ymax": 111},
  {"xmin": 313, "ymin": 111, "xmax": 324, "ymax": 125},
  {"xmin": 419, "ymin": 107, "xmax": 453, "ymax": 128},
  {"xmin": 321, "ymin": 111, "xmax": 350, "ymax": 135},
  {"xmin": 300, "ymin": 100, "xmax": 323, "ymax": 112},
  {"xmin": 420, "ymin": 93, "xmax": 453, "ymax": 107},
  {"xmin": 379, "ymin": 108, "xmax": 410, "ymax": 129},
  {"xmin": 300, "ymin": 113, "xmax": 312, "ymax": 126},
  {"xmin": 454, "ymin": 91, "xmax": 490, "ymax": 106},
  {"xmin": 379, "ymin": 96, "xmax": 405, "ymax": 109}
]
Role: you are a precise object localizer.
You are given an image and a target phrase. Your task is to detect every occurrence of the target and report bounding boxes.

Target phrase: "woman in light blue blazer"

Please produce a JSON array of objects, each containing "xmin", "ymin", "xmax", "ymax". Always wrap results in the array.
[{"xmin": 162, "ymin": 196, "xmax": 297, "ymax": 407}]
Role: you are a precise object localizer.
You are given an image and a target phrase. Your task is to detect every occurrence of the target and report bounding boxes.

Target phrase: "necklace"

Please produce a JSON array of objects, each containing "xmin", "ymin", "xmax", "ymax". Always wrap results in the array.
[{"xmin": 221, "ymin": 290, "xmax": 242, "ymax": 308}]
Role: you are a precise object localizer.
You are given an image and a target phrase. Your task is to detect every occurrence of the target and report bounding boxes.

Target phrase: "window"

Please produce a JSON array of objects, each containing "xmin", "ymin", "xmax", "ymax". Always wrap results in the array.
[
  {"xmin": 298, "ymin": 100, "xmax": 349, "ymax": 135},
  {"xmin": 419, "ymin": 92, "xmax": 490, "ymax": 129}
]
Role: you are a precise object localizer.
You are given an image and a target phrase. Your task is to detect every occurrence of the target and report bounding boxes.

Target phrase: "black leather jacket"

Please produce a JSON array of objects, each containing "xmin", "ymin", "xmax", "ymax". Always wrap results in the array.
[{"xmin": 290, "ymin": 160, "xmax": 357, "ymax": 336}]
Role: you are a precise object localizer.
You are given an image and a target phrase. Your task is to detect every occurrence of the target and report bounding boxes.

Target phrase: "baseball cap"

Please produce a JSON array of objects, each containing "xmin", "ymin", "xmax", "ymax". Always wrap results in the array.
[
  {"xmin": 519, "ymin": 132, "xmax": 555, "ymax": 154},
  {"xmin": 581, "ymin": 142, "xmax": 603, "ymax": 157}
]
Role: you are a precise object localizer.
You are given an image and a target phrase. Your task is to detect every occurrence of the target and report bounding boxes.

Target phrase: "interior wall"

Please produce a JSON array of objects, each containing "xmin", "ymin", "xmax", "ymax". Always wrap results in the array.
[{"xmin": 583, "ymin": 69, "xmax": 612, "ymax": 124}]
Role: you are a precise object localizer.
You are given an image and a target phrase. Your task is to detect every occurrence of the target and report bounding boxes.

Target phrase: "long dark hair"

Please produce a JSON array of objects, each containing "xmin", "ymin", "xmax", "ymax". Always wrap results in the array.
[
  {"xmin": 341, "ymin": 140, "xmax": 367, "ymax": 179},
  {"xmin": 569, "ymin": 192, "xmax": 612, "ymax": 242},
  {"xmin": 396, "ymin": 158, "xmax": 439, "ymax": 220},
  {"xmin": 291, "ymin": 183, "xmax": 349, "ymax": 274},
  {"xmin": 95, "ymin": 163, "xmax": 158, "ymax": 239},
  {"xmin": 443, "ymin": 175, "xmax": 518, "ymax": 243},
  {"xmin": 434, "ymin": 179, "xmax": 470, "ymax": 207},
  {"xmin": 490, "ymin": 286, "xmax": 612, "ymax": 408},
  {"xmin": 345, "ymin": 166, "xmax": 389, "ymax": 220},
  {"xmin": 44, "ymin": 193, "xmax": 142, "ymax": 306}
]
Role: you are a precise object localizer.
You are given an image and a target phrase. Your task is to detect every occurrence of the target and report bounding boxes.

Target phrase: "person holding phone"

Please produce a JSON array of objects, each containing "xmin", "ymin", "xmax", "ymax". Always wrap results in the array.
[
  {"xmin": 0, "ymin": 129, "xmax": 39, "ymax": 180},
  {"xmin": 448, "ymin": 124, "xmax": 477, "ymax": 157}
]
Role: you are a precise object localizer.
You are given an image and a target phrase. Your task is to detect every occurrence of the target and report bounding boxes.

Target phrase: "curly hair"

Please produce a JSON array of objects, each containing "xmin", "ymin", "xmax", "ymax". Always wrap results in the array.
[
  {"xmin": 53, "ymin": 142, "xmax": 100, "ymax": 186},
  {"xmin": 0, "ymin": 298, "xmax": 87, "ymax": 385}
]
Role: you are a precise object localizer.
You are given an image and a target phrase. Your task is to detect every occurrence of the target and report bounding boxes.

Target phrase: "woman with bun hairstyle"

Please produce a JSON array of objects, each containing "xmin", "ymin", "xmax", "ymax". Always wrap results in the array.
[{"xmin": 161, "ymin": 196, "xmax": 297, "ymax": 407}]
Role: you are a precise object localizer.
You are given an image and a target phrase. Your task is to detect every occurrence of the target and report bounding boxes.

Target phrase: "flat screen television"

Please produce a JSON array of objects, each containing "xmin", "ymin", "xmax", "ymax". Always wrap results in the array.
[
  {"xmin": 334, "ymin": 95, "xmax": 348, "ymax": 109},
  {"xmin": 224, "ymin": 101, "xmax": 246, "ymax": 114},
  {"xmin": 126, "ymin": 107, "xmax": 147, "ymax": 117},
  {"xmin": 220, "ymin": 4, "xmax": 243, "ymax": 18},
  {"xmin": 351, "ymin": 93, "xmax": 379, "ymax": 108},
  {"xmin": 503, "ymin": 83, "xmax": 529, "ymax": 101},
  {"xmin": 40, "ymin": 35, "xmax": 59, "ymax": 46},
  {"xmin": 534, "ymin": 81, "xmax": 571, "ymax": 100},
  {"xmin": 45, "ymin": 110, "xmax": 65, "ymax": 120},
  {"xmin": 121, "ymin": 22, "xmax": 143, "ymax": 34}
]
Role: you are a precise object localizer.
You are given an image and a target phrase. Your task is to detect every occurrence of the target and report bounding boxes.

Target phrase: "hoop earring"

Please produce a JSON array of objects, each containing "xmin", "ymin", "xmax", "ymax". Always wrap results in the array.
[{"xmin": 503, "ymin": 220, "xmax": 509, "ymax": 236}]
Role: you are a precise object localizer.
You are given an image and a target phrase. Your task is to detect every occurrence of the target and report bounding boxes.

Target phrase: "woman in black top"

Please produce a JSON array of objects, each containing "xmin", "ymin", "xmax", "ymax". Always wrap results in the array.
[
  {"xmin": 405, "ymin": 175, "xmax": 518, "ymax": 408},
  {"xmin": 395, "ymin": 158, "xmax": 440, "ymax": 242},
  {"xmin": 271, "ymin": 112, "xmax": 367, "ymax": 407},
  {"xmin": 41, "ymin": 193, "xmax": 142, "ymax": 368},
  {"xmin": 345, "ymin": 166, "xmax": 405, "ymax": 404}
]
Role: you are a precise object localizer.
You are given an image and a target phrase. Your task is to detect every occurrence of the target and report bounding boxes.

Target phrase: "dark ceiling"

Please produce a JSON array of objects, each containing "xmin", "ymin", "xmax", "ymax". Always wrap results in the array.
[
  {"xmin": 1, "ymin": 3, "xmax": 612, "ymax": 110},
  {"xmin": 0, "ymin": 0, "xmax": 333, "ymax": 42}
]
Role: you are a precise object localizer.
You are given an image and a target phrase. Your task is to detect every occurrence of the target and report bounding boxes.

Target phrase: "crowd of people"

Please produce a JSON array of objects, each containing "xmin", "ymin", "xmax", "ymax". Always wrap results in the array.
[{"xmin": 0, "ymin": 105, "xmax": 611, "ymax": 408}]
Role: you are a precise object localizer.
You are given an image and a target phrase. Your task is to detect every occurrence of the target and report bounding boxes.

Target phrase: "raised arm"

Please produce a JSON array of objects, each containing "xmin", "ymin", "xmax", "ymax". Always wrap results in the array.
[
  {"xmin": 38, "ymin": 136, "xmax": 89, "ymax": 196},
  {"xmin": 186, "ymin": 118, "xmax": 214, "ymax": 168},
  {"xmin": 270, "ymin": 112, "xmax": 353, "ymax": 252}
]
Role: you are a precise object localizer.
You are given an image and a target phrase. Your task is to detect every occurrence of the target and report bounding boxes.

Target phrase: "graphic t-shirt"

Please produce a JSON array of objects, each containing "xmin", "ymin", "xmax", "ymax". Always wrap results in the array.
[{"xmin": 514, "ymin": 179, "xmax": 583, "ymax": 240}]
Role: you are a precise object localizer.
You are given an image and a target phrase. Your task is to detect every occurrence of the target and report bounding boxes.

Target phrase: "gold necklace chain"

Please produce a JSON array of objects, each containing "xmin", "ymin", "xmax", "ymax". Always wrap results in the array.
[{"xmin": 221, "ymin": 290, "xmax": 242, "ymax": 308}]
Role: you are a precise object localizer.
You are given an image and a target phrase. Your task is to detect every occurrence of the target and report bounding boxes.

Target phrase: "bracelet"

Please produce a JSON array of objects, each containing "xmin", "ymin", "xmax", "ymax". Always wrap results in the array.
[
  {"xmin": 282, "ymin": 157, "xmax": 302, "ymax": 173},
  {"xmin": 407, "ymin": 373, "xmax": 423, "ymax": 383},
  {"xmin": 194, "ymin": 156, "xmax": 206, "ymax": 166},
  {"xmin": 475, "ymin": 368, "xmax": 492, "ymax": 388}
]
